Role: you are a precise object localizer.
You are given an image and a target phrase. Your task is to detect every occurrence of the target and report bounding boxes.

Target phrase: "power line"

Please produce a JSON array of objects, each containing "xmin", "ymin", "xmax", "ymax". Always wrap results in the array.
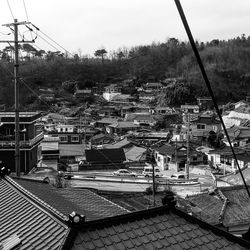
[
  {"xmin": 22, "ymin": 0, "xmax": 33, "ymax": 40},
  {"xmin": 0, "ymin": 61, "xmax": 58, "ymax": 113},
  {"xmin": 31, "ymin": 23, "xmax": 74, "ymax": 57},
  {"xmin": 174, "ymin": 0, "xmax": 250, "ymax": 198},
  {"xmin": 6, "ymin": 0, "xmax": 15, "ymax": 20}
]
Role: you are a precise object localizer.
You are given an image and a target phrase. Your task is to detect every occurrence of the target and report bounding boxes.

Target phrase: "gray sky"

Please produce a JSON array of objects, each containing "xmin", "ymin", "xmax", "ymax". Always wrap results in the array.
[{"xmin": 1, "ymin": 0, "xmax": 250, "ymax": 56}]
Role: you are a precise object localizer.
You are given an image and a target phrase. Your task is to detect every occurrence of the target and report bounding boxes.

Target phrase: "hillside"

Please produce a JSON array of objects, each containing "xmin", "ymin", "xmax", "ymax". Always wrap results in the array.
[{"xmin": 1, "ymin": 35, "xmax": 250, "ymax": 110}]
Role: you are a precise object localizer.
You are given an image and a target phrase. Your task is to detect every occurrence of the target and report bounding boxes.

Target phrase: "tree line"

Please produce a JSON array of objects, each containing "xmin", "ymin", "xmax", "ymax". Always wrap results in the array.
[{"xmin": 0, "ymin": 35, "xmax": 250, "ymax": 110}]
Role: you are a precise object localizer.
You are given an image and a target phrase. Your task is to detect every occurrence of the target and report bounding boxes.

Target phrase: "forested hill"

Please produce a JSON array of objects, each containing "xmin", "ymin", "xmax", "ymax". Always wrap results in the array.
[{"xmin": 1, "ymin": 35, "xmax": 250, "ymax": 109}]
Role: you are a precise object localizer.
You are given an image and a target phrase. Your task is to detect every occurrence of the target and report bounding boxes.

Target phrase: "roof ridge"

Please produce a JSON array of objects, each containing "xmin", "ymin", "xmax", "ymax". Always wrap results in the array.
[{"xmin": 5, "ymin": 176, "xmax": 69, "ymax": 225}]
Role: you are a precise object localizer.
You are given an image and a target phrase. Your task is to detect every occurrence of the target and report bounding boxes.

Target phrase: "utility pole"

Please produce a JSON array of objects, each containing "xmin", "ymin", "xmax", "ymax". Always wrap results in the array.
[
  {"xmin": 1, "ymin": 19, "xmax": 34, "ymax": 177},
  {"xmin": 186, "ymin": 113, "xmax": 190, "ymax": 179}
]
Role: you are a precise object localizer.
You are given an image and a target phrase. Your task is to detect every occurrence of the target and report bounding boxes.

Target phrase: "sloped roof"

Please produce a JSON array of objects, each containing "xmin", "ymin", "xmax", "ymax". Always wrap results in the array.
[
  {"xmin": 209, "ymin": 146, "xmax": 245, "ymax": 155},
  {"xmin": 71, "ymin": 204, "xmax": 250, "ymax": 250},
  {"xmin": 90, "ymin": 133, "xmax": 114, "ymax": 142},
  {"xmin": 154, "ymin": 144, "xmax": 175, "ymax": 155},
  {"xmin": 103, "ymin": 138, "xmax": 132, "ymax": 149},
  {"xmin": 190, "ymin": 115, "xmax": 221, "ymax": 124},
  {"xmin": 108, "ymin": 121, "xmax": 138, "ymax": 129},
  {"xmin": 124, "ymin": 146, "xmax": 147, "ymax": 161},
  {"xmin": 221, "ymin": 168, "xmax": 250, "ymax": 185},
  {"xmin": 96, "ymin": 118, "xmax": 118, "ymax": 124},
  {"xmin": 85, "ymin": 148, "xmax": 126, "ymax": 164},
  {"xmin": 15, "ymin": 179, "xmax": 128, "ymax": 221},
  {"xmin": 0, "ymin": 177, "xmax": 69, "ymax": 250},
  {"xmin": 186, "ymin": 185, "xmax": 250, "ymax": 227}
]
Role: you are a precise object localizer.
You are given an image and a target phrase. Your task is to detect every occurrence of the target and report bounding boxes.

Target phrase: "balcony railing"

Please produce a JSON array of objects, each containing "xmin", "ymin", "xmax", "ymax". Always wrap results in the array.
[{"xmin": 0, "ymin": 132, "xmax": 44, "ymax": 148}]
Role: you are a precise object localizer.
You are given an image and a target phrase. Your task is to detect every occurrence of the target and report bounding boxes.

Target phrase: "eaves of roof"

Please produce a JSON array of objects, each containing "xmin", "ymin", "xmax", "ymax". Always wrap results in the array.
[
  {"xmin": 70, "ymin": 203, "xmax": 250, "ymax": 250},
  {"xmin": 0, "ymin": 176, "xmax": 69, "ymax": 250}
]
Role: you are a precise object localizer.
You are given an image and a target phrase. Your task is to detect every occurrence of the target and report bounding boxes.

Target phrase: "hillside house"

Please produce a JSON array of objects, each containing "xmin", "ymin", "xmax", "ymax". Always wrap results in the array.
[
  {"xmin": 223, "ymin": 104, "xmax": 250, "ymax": 128},
  {"xmin": 154, "ymin": 143, "xmax": 203, "ymax": 171},
  {"xmin": 180, "ymin": 105, "xmax": 200, "ymax": 114},
  {"xmin": 74, "ymin": 88, "xmax": 92, "ymax": 99},
  {"xmin": 103, "ymin": 84, "xmax": 122, "ymax": 101},
  {"xmin": 90, "ymin": 133, "xmax": 115, "ymax": 147},
  {"xmin": 39, "ymin": 135, "xmax": 59, "ymax": 169},
  {"xmin": 197, "ymin": 97, "xmax": 213, "ymax": 110},
  {"xmin": 206, "ymin": 146, "xmax": 248, "ymax": 172},
  {"xmin": 189, "ymin": 114, "xmax": 221, "ymax": 140},
  {"xmin": 223, "ymin": 126, "xmax": 250, "ymax": 147},
  {"xmin": 143, "ymin": 82, "xmax": 162, "ymax": 92},
  {"xmin": 106, "ymin": 121, "xmax": 139, "ymax": 135}
]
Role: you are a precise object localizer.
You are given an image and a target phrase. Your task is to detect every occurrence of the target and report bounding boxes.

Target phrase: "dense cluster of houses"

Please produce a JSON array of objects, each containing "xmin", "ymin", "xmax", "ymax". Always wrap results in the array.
[
  {"xmin": 1, "ymin": 83, "xmax": 250, "ymax": 249},
  {"xmin": 1, "ymin": 82, "xmax": 250, "ymax": 174}
]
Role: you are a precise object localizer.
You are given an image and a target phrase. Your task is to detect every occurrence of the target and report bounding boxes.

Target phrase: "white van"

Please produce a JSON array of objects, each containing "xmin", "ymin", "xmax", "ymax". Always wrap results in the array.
[{"xmin": 142, "ymin": 165, "xmax": 163, "ymax": 178}]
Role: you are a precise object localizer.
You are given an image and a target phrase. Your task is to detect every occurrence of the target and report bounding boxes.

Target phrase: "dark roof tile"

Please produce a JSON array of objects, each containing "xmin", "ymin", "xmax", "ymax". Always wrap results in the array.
[
  {"xmin": 92, "ymin": 239, "xmax": 105, "ymax": 248},
  {"xmin": 119, "ymin": 232, "xmax": 129, "ymax": 241},
  {"xmin": 115, "ymin": 241, "xmax": 127, "ymax": 250},
  {"xmin": 147, "ymin": 232, "xmax": 158, "ymax": 242},
  {"xmin": 123, "ymin": 240, "xmax": 134, "ymax": 249},
  {"xmin": 110, "ymin": 234, "xmax": 121, "ymax": 243},
  {"xmin": 140, "ymin": 234, "xmax": 150, "ymax": 244},
  {"xmin": 179, "ymin": 240, "xmax": 191, "ymax": 250}
]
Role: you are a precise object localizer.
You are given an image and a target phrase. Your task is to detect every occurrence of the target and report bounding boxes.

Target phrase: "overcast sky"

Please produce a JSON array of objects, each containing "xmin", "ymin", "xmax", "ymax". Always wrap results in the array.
[{"xmin": 1, "ymin": 0, "xmax": 250, "ymax": 56}]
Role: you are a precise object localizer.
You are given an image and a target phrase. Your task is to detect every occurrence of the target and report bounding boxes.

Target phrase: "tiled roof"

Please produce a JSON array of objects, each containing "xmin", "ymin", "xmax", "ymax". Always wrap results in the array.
[
  {"xmin": 186, "ymin": 186, "xmax": 250, "ymax": 227},
  {"xmin": 190, "ymin": 115, "xmax": 221, "ymax": 124},
  {"xmin": 221, "ymin": 168, "xmax": 250, "ymax": 185},
  {"xmin": 108, "ymin": 121, "xmax": 138, "ymax": 129},
  {"xmin": 104, "ymin": 138, "xmax": 132, "ymax": 149},
  {"xmin": 15, "ymin": 179, "xmax": 129, "ymax": 222},
  {"xmin": 0, "ymin": 177, "xmax": 69, "ymax": 250},
  {"xmin": 124, "ymin": 146, "xmax": 147, "ymax": 161},
  {"xmin": 71, "ymin": 205, "xmax": 250, "ymax": 250},
  {"xmin": 90, "ymin": 133, "xmax": 114, "ymax": 141},
  {"xmin": 154, "ymin": 144, "xmax": 175, "ymax": 155}
]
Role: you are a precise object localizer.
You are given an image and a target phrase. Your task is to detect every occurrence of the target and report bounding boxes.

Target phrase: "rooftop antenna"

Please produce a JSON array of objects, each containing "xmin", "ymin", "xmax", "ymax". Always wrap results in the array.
[{"xmin": 174, "ymin": 0, "xmax": 250, "ymax": 197}]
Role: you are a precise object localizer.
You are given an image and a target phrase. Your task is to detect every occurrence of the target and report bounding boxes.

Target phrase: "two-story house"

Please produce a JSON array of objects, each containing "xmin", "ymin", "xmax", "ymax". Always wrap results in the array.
[
  {"xmin": 47, "ymin": 124, "xmax": 84, "ymax": 163},
  {"xmin": 0, "ymin": 112, "xmax": 43, "ymax": 173},
  {"xmin": 102, "ymin": 84, "xmax": 122, "ymax": 101},
  {"xmin": 189, "ymin": 114, "xmax": 221, "ymax": 140}
]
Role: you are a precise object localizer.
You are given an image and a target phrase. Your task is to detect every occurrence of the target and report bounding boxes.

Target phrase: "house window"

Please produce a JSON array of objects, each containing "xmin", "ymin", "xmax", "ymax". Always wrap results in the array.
[
  {"xmin": 197, "ymin": 124, "xmax": 205, "ymax": 130},
  {"xmin": 65, "ymin": 128, "xmax": 68, "ymax": 132},
  {"xmin": 193, "ymin": 155, "xmax": 197, "ymax": 161},
  {"xmin": 60, "ymin": 128, "xmax": 63, "ymax": 132},
  {"xmin": 71, "ymin": 136, "xmax": 79, "ymax": 142},
  {"xmin": 157, "ymin": 156, "xmax": 161, "ymax": 162},
  {"xmin": 60, "ymin": 136, "xmax": 68, "ymax": 142}
]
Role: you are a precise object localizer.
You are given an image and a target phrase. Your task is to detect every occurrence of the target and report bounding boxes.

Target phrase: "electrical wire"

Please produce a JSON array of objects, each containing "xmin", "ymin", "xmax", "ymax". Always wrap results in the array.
[
  {"xmin": 6, "ymin": 0, "xmax": 15, "ymax": 20},
  {"xmin": 22, "ymin": 0, "xmax": 33, "ymax": 40},
  {"xmin": 31, "ymin": 23, "xmax": 74, "ymax": 57},
  {"xmin": 0, "ymin": 62, "xmax": 58, "ymax": 113},
  {"xmin": 174, "ymin": 0, "xmax": 250, "ymax": 198}
]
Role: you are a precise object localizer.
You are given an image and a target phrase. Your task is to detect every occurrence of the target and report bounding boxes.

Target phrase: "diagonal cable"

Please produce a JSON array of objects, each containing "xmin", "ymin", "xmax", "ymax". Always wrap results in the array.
[{"xmin": 174, "ymin": 0, "xmax": 250, "ymax": 197}]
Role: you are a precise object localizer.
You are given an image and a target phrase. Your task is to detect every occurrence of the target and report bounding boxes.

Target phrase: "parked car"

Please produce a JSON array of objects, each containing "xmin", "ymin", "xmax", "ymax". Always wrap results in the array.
[
  {"xmin": 142, "ymin": 165, "xmax": 163, "ymax": 178},
  {"xmin": 113, "ymin": 169, "xmax": 137, "ymax": 177}
]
